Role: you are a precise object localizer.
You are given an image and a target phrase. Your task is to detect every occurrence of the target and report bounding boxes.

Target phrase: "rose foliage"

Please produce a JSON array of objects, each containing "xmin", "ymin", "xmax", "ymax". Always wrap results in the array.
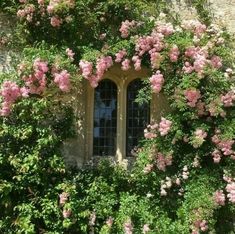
[{"xmin": 0, "ymin": 1, "xmax": 235, "ymax": 234}]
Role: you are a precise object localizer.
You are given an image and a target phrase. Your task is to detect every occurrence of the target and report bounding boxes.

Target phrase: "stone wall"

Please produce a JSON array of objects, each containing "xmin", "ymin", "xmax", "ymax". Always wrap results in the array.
[
  {"xmin": 171, "ymin": 0, "xmax": 235, "ymax": 33},
  {"xmin": 0, "ymin": 13, "xmax": 14, "ymax": 73},
  {"xmin": 209, "ymin": 0, "xmax": 235, "ymax": 33},
  {"xmin": 61, "ymin": 80, "xmax": 87, "ymax": 168}
]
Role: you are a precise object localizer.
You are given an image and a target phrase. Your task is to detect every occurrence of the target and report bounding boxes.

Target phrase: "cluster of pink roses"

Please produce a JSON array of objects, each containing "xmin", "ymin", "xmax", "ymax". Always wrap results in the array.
[
  {"xmin": 156, "ymin": 22, "xmax": 175, "ymax": 36},
  {"xmin": 79, "ymin": 61, "xmax": 93, "ymax": 78},
  {"xmin": 193, "ymin": 54, "xmax": 207, "ymax": 75},
  {"xmin": 226, "ymin": 181, "xmax": 235, "ymax": 203},
  {"xmin": 59, "ymin": 192, "xmax": 72, "ymax": 218},
  {"xmin": 181, "ymin": 20, "xmax": 206, "ymax": 38},
  {"xmin": 0, "ymin": 58, "xmax": 49, "ymax": 116},
  {"xmin": 183, "ymin": 46, "xmax": 222, "ymax": 77},
  {"xmin": 114, "ymin": 49, "xmax": 142, "ymax": 71},
  {"xmin": 149, "ymin": 50, "xmax": 162, "ymax": 69},
  {"xmin": 156, "ymin": 152, "xmax": 172, "ymax": 172},
  {"xmin": 149, "ymin": 70, "xmax": 164, "ymax": 93},
  {"xmin": 214, "ymin": 177, "xmax": 235, "ymax": 206},
  {"xmin": 50, "ymin": 16, "xmax": 62, "ymax": 27},
  {"xmin": 28, "ymin": 59, "xmax": 68, "ymax": 93},
  {"xmin": 142, "ymin": 224, "xmax": 150, "ymax": 234},
  {"xmin": 159, "ymin": 117, "xmax": 172, "ymax": 136},
  {"xmin": 47, "ymin": 0, "xmax": 75, "ymax": 14},
  {"xmin": 211, "ymin": 149, "xmax": 222, "ymax": 163},
  {"xmin": 119, "ymin": 20, "xmax": 136, "ymax": 38},
  {"xmin": 115, "ymin": 49, "xmax": 127, "ymax": 63},
  {"xmin": 130, "ymin": 22, "xmax": 172, "ymax": 72},
  {"xmin": 218, "ymin": 139, "xmax": 234, "ymax": 156},
  {"xmin": 53, "ymin": 70, "xmax": 70, "ymax": 92},
  {"xmin": 192, "ymin": 219, "xmax": 208, "ymax": 234},
  {"xmin": 59, "ymin": 192, "xmax": 69, "ymax": 205},
  {"xmin": 213, "ymin": 190, "xmax": 226, "ymax": 205},
  {"xmin": 129, "ymin": 23, "xmax": 172, "ymax": 72},
  {"xmin": 131, "ymin": 55, "xmax": 142, "ymax": 71},
  {"xmin": 123, "ymin": 219, "xmax": 133, "ymax": 234},
  {"xmin": 206, "ymin": 89, "xmax": 234, "ymax": 117},
  {"xmin": 105, "ymin": 216, "xmax": 114, "ymax": 228},
  {"xmin": 169, "ymin": 45, "xmax": 180, "ymax": 62},
  {"xmin": 144, "ymin": 123, "xmax": 158, "ymax": 139},
  {"xmin": 182, "ymin": 61, "xmax": 194, "ymax": 74},
  {"xmin": 0, "ymin": 57, "xmax": 72, "ymax": 116},
  {"xmin": 121, "ymin": 59, "xmax": 131, "ymax": 71},
  {"xmin": 211, "ymin": 132, "xmax": 234, "ymax": 161},
  {"xmin": 184, "ymin": 89, "xmax": 201, "ymax": 108},
  {"xmin": 94, "ymin": 56, "xmax": 113, "ymax": 76},
  {"xmin": 94, "ymin": 56, "xmax": 113, "ymax": 78},
  {"xmin": 210, "ymin": 55, "xmax": 222, "ymax": 69},
  {"xmin": 17, "ymin": 4, "xmax": 35, "ymax": 22},
  {"xmin": 135, "ymin": 33, "xmax": 164, "ymax": 57},
  {"xmin": 192, "ymin": 128, "xmax": 207, "ymax": 148},
  {"xmin": 47, "ymin": 0, "xmax": 75, "ymax": 27},
  {"xmin": 134, "ymin": 31, "xmax": 165, "ymax": 70},
  {"xmin": 79, "ymin": 56, "xmax": 113, "ymax": 88},
  {"xmin": 22, "ymin": 58, "xmax": 48, "ymax": 95},
  {"xmin": 144, "ymin": 117, "xmax": 172, "ymax": 139},
  {"xmin": 221, "ymin": 90, "xmax": 235, "ymax": 107},
  {"xmin": 143, "ymin": 152, "xmax": 172, "ymax": 174},
  {"xmin": 0, "ymin": 81, "xmax": 28, "ymax": 116},
  {"xmin": 17, "ymin": 0, "xmax": 75, "ymax": 27}
]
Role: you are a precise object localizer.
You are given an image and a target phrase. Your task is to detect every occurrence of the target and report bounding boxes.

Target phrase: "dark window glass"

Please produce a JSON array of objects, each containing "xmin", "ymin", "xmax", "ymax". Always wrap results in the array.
[
  {"xmin": 126, "ymin": 79, "xmax": 150, "ymax": 156},
  {"xmin": 93, "ymin": 80, "xmax": 117, "ymax": 156}
]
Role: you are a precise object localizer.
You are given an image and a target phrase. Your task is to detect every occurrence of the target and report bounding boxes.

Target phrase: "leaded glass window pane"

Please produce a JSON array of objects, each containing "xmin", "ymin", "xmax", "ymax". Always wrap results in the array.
[
  {"xmin": 126, "ymin": 79, "xmax": 150, "ymax": 156},
  {"xmin": 93, "ymin": 79, "xmax": 117, "ymax": 156}
]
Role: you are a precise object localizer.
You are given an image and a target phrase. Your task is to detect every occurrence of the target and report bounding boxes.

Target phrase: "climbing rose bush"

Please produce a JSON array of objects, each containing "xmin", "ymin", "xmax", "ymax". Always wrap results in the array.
[
  {"xmin": 0, "ymin": 5, "xmax": 234, "ymax": 234},
  {"xmin": 17, "ymin": 0, "xmax": 75, "ymax": 27},
  {"xmin": 0, "ymin": 46, "xmax": 77, "ymax": 116},
  {"xmin": 78, "ymin": 17, "xmax": 235, "ymax": 233}
]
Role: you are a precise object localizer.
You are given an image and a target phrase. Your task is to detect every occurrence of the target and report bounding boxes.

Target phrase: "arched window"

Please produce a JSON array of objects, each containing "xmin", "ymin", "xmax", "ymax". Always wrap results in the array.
[
  {"xmin": 93, "ymin": 79, "xmax": 117, "ymax": 156},
  {"xmin": 126, "ymin": 79, "xmax": 150, "ymax": 156}
]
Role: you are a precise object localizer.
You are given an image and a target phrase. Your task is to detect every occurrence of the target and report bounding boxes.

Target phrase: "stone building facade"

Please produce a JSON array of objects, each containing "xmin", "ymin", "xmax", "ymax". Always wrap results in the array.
[
  {"xmin": 62, "ymin": 65, "xmax": 170, "ymax": 167},
  {"xmin": 1, "ymin": 0, "xmax": 235, "ymax": 167}
]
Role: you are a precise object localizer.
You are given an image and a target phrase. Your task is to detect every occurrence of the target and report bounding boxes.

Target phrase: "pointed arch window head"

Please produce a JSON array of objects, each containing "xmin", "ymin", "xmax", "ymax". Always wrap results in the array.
[
  {"xmin": 126, "ymin": 79, "xmax": 150, "ymax": 156},
  {"xmin": 93, "ymin": 79, "xmax": 117, "ymax": 156}
]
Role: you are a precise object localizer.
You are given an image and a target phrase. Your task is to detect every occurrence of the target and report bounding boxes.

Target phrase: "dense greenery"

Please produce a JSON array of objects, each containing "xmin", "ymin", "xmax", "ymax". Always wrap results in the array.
[{"xmin": 0, "ymin": 0, "xmax": 234, "ymax": 233}]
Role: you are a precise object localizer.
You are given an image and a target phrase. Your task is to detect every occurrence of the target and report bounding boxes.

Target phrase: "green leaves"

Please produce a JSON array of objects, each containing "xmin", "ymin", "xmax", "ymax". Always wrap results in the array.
[{"xmin": 0, "ymin": 0, "xmax": 235, "ymax": 233}]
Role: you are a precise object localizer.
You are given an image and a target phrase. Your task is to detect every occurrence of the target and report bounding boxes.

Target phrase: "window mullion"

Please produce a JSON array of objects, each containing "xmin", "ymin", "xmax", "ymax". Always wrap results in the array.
[{"xmin": 116, "ymin": 81, "xmax": 126, "ymax": 162}]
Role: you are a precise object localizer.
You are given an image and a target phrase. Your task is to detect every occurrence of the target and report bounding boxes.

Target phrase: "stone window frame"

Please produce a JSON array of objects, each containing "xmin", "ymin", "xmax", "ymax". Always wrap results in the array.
[{"xmin": 84, "ymin": 65, "xmax": 169, "ymax": 162}]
